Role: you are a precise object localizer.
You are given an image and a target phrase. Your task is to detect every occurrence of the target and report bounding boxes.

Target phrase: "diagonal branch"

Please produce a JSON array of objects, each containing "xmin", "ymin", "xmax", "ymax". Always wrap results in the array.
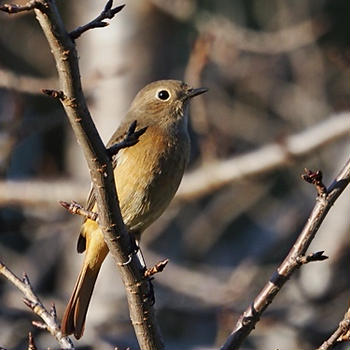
[
  {"xmin": 220, "ymin": 159, "xmax": 350, "ymax": 350},
  {"xmin": 0, "ymin": 260, "xmax": 74, "ymax": 349},
  {"xmin": 317, "ymin": 307, "xmax": 350, "ymax": 350},
  {"xmin": 69, "ymin": 0, "xmax": 125, "ymax": 40}
]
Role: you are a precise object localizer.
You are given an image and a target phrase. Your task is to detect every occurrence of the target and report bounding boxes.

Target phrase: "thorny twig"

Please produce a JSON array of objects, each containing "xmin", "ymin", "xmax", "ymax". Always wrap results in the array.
[
  {"xmin": 317, "ymin": 307, "xmax": 350, "ymax": 350},
  {"xmin": 0, "ymin": 260, "xmax": 74, "ymax": 349}
]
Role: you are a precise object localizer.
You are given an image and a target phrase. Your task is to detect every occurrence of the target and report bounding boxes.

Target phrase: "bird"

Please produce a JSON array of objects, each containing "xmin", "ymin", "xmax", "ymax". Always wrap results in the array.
[{"xmin": 61, "ymin": 79, "xmax": 207, "ymax": 339}]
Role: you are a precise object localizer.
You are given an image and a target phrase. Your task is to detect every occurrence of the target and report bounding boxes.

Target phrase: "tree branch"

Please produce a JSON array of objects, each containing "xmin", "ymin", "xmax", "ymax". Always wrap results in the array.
[
  {"xmin": 220, "ymin": 159, "xmax": 350, "ymax": 350},
  {"xmin": 69, "ymin": 0, "xmax": 125, "ymax": 40},
  {"xmin": 0, "ymin": 260, "xmax": 74, "ymax": 349},
  {"xmin": 34, "ymin": 1, "xmax": 164, "ymax": 348},
  {"xmin": 317, "ymin": 307, "xmax": 350, "ymax": 350},
  {"xmin": 2, "ymin": 0, "xmax": 164, "ymax": 348},
  {"xmin": 178, "ymin": 112, "xmax": 350, "ymax": 199}
]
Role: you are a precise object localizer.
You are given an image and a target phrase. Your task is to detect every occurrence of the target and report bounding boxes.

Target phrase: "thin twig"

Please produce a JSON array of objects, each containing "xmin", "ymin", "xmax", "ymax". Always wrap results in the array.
[
  {"xmin": 301, "ymin": 169, "xmax": 327, "ymax": 197},
  {"xmin": 69, "ymin": 0, "xmax": 125, "ymax": 40},
  {"xmin": 220, "ymin": 159, "xmax": 350, "ymax": 350},
  {"xmin": 0, "ymin": 260, "xmax": 74, "ymax": 349},
  {"xmin": 295, "ymin": 251, "xmax": 328, "ymax": 265},
  {"xmin": 42, "ymin": 89, "xmax": 66, "ymax": 100},
  {"xmin": 144, "ymin": 259, "xmax": 169, "ymax": 278},
  {"xmin": 317, "ymin": 307, "xmax": 350, "ymax": 350},
  {"xmin": 59, "ymin": 200, "xmax": 99, "ymax": 221}
]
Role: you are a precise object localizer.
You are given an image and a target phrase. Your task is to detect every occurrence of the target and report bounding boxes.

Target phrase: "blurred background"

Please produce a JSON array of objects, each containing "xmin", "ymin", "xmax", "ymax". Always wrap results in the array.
[{"xmin": 0, "ymin": 0, "xmax": 349, "ymax": 349}]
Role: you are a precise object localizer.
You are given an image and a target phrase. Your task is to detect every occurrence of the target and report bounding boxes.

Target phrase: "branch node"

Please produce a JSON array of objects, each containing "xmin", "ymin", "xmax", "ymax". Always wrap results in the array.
[
  {"xmin": 59, "ymin": 200, "xmax": 99, "ymax": 221},
  {"xmin": 41, "ymin": 89, "xmax": 66, "ymax": 100},
  {"xmin": 301, "ymin": 168, "xmax": 327, "ymax": 197},
  {"xmin": 296, "ymin": 251, "xmax": 328, "ymax": 265},
  {"xmin": 32, "ymin": 320, "xmax": 48, "ymax": 330},
  {"xmin": 22, "ymin": 272, "xmax": 30, "ymax": 285},
  {"xmin": 144, "ymin": 259, "xmax": 169, "ymax": 277},
  {"xmin": 23, "ymin": 297, "xmax": 35, "ymax": 309},
  {"xmin": 28, "ymin": 332, "xmax": 37, "ymax": 350},
  {"xmin": 50, "ymin": 302, "xmax": 57, "ymax": 320}
]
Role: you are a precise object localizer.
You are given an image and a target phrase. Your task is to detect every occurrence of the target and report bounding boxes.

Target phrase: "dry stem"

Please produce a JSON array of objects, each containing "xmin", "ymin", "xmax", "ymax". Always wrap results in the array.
[{"xmin": 0, "ymin": 260, "xmax": 74, "ymax": 349}]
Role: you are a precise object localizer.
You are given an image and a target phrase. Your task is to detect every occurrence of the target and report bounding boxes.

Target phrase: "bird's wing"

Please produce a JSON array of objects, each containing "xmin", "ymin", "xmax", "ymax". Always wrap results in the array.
[{"xmin": 76, "ymin": 117, "xmax": 142, "ymax": 253}]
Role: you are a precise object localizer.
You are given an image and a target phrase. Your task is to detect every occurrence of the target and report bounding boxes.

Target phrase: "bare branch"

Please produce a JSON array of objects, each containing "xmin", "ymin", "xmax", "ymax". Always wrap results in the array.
[
  {"xmin": 0, "ymin": 68, "xmax": 58, "ymax": 94},
  {"xmin": 317, "ymin": 307, "xmax": 350, "ymax": 350},
  {"xmin": 0, "ymin": 260, "xmax": 74, "ymax": 349},
  {"xmin": 31, "ymin": 0, "xmax": 164, "ymax": 348},
  {"xmin": 220, "ymin": 159, "xmax": 350, "ymax": 350},
  {"xmin": 178, "ymin": 112, "xmax": 350, "ymax": 200},
  {"xmin": 197, "ymin": 15, "xmax": 329, "ymax": 55},
  {"xmin": 69, "ymin": 1, "xmax": 125, "ymax": 40}
]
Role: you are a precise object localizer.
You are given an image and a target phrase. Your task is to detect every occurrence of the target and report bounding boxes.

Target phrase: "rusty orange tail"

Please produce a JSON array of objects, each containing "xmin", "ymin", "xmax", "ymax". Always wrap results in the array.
[{"xmin": 61, "ymin": 264, "xmax": 100, "ymax": 339}]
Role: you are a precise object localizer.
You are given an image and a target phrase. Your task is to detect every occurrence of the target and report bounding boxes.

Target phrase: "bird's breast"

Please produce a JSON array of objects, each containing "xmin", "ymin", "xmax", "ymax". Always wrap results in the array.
[{"xmin": 114, "ymin": 124, "xmax": 190, "ymax": 233}]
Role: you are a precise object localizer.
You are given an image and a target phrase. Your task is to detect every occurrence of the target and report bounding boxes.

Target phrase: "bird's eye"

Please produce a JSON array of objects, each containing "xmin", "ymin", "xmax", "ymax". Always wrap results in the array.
[{"xmin": 157, "ymin": 89, "xmax": 170, "ymax": 101}]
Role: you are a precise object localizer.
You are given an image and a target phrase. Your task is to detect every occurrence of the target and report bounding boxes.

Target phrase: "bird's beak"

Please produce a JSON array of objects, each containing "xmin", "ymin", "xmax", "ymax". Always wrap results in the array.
[{"xmin": 187, "ymin": 87, "xmax": 208, "ymax": 98}]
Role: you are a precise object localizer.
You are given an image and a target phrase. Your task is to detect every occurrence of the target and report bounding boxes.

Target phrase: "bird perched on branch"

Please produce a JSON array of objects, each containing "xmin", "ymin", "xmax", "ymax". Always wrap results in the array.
[{"xmin": 61, "ymin": 79, "xmax": 207, "ymax": 339}]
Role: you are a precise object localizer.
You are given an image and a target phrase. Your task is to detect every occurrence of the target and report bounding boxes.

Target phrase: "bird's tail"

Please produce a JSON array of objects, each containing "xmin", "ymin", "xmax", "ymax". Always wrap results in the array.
[{"xmin": 61, "ymin": 263, "xmax": 100, "ymax": 339}]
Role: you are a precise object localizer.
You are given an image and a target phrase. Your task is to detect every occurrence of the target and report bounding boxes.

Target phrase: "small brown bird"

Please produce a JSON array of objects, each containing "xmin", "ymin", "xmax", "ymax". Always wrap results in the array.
[{"xmin": 61, "ymin": 80, "xmax": 207, "ymax": 339}]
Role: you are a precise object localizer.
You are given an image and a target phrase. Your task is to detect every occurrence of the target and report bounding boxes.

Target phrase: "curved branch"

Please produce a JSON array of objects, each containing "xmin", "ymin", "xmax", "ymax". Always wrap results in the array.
[{"xmin": 220, "ymin": 159, "xmax": 350, "ymax": 350}]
